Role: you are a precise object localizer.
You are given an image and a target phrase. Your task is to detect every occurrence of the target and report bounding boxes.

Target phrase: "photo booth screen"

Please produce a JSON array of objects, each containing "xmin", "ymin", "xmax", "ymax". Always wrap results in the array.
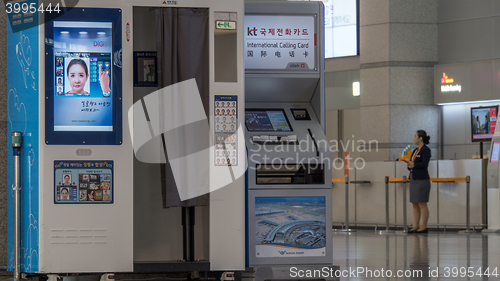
[
  {"xmin": 245, "ymin": 109, "xmax": 293, "ymax": 132},
  {"xmin": 53, "ymin": 21, "xmax": 113, "ymax": 132},
  {"xmin": 471, "ymin": 106, "xmax": 498, "ymax": 142}
]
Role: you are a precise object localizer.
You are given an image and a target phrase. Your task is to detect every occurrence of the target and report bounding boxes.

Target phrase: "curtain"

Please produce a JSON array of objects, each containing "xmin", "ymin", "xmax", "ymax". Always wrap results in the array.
[{"xmin": 156, "ymin": 8, "xmax": 209, "ymax": 207}]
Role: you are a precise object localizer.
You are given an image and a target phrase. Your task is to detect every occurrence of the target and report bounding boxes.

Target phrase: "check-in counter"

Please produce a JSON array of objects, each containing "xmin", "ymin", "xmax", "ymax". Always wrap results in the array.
[{"xmin": 333, "ymin": 159, "xmax": 483, "ymax": 229}]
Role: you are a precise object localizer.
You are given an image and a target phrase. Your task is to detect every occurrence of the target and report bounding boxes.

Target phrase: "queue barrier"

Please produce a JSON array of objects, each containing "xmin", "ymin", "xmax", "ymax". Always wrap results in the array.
[
  {"xmin": 384, "ymin": 176, "xmax": 471, "ymax": 233},
  {"xmin": 332, "ymin": 177, "xmax": 371, "ymax": 231}
]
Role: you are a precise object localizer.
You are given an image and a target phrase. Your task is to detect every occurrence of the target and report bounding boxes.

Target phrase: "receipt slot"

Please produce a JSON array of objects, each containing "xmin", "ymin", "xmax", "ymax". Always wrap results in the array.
[{"xmin": 244, "ymin": 1, "xmax": 333, "ymax": 267}]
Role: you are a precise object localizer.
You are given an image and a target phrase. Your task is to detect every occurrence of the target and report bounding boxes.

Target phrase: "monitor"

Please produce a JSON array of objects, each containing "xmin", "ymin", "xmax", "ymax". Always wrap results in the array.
[
  {"xmin": 471, "ymin": 106, "xmax": 498, "ymax": 142},
  {"xmin": 44, "ymin": 9, "xmax": 122, "ymax": 145},
  {"xmin": 245, "ymin": 109, "xmax": 293, "ymax": 132}
]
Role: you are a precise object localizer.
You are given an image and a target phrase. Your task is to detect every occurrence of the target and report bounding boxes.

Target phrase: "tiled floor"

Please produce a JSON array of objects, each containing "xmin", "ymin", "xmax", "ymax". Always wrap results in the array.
[{"xmin": 332, "ymin": 230, "xmax": 500, "ymax": 280}]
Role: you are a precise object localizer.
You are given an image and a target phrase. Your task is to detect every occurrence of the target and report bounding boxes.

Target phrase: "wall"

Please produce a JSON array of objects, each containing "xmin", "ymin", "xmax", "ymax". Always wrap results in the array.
[
  {"xmin": 437, "ymin": 1, "xmax": 500, "ymax": 159},
  {"xmin": 0, "ymin": 0, "xmax": 7, "ymax": 268},
  {"xmin": 438, "ymin": 0, "xmax": 500, "ymax": 64},
  {"xmin": 325, "ymin": 70, "xmax": 360, "ymax": 111}
]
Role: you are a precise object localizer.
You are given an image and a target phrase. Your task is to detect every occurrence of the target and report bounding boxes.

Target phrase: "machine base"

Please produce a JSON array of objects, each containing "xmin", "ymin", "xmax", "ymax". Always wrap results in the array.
[
  {"xmin": 241, "ymin": 266, "xmax": 341, "ymax": 281},
  {"xmin": 133, "ymin": 261, "xmax": 210, "ymax": 272}
]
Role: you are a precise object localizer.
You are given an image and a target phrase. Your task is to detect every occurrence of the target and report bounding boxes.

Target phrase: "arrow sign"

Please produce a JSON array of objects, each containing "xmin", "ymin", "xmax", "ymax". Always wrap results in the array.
[{"xmin": 215, "ymin": 21, "xmax": 236, "ymax": 30}]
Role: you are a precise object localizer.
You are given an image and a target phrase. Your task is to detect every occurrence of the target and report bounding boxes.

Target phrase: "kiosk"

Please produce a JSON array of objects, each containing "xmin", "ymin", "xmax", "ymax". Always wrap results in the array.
[
  {"xmin": 487, "ymin": 127, "xmax": 500, "ymax": 232},
  {"xmin": 244, "ymin": 1, "xmax": 333, "ymax": 269},
  {"xmin": 7, "ymin": 0, "xmax": 245, "ymax": 276}
]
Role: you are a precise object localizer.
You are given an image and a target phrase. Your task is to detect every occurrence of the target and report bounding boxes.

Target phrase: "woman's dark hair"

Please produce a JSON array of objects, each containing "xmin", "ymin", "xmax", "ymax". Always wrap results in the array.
[
  {"xmin": 417, "ymin": 130, "xmax": 430, "ymax": 145},
  {"xmin": 61, "ymin": 187, "xmax": 69, "ymax": 193},
  {"xmin": 67, "ymin": 59, "xmax": 89, "ymax": 76}
]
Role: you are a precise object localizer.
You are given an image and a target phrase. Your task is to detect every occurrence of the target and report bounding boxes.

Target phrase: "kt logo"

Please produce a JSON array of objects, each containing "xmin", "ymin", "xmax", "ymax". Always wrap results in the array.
[{"xmin": 247, "ymin": 27, "xmax": 257, "ymax": 36}]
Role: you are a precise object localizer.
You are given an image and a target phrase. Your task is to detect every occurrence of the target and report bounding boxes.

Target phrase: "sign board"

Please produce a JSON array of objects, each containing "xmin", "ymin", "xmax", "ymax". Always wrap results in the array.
[
  {"xmin": 245, "ymin": 15, "xmax": 315, "ymax": 71},
  {"xmin": 216, "ymin": 20, "xmax": 236, "ymax": 30}
]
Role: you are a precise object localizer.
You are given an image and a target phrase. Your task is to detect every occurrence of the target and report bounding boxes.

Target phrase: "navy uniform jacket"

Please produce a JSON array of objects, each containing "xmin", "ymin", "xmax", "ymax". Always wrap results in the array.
[{"xmin": 408, "ymin": 145, "xmax": 431, "ymax": 180}]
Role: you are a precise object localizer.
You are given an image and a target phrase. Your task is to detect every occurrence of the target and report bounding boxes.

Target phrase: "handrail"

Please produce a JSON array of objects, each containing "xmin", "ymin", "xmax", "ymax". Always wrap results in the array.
[{"xmin": 386, "ymin": 177, "xmax": 469, "ymax": 183}]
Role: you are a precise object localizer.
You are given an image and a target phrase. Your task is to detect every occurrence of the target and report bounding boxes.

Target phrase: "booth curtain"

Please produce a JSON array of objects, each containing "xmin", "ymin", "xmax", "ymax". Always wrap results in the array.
[{"xmin": 156, "ymin": 7, "xmax": 209, "ymax": 207}]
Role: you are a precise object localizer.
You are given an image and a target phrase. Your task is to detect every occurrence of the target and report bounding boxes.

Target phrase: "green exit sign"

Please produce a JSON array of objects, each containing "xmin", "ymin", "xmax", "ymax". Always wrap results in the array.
[{"xmin": 216, "ymin": 21, "xmax": 236, "ymax": 30}]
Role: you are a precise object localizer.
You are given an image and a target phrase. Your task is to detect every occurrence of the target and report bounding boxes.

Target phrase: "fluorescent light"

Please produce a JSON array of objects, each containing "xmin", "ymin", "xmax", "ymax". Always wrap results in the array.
[
  {"xmin": 60, "ymin": 31, "xmax": 69, "ymax": 34},
  {"xmin": 437, "ymin": 99, "xmax": 500, "ymax": 106},
  {"xmin": 352, "ymin": 81, "xmax": 360, "ymax": 96},
  {"xmin": 97, "ymin": 32, "xmax": 106, "ymax": 35},
  {"xmin": 79, "ymin": 31, "xmax": 88, "ymax": 35}
]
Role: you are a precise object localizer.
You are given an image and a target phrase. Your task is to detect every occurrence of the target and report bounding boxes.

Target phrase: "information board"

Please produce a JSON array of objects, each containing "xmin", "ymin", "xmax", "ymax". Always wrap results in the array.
[
  {"xmin": 245, "ymin": 15, "xmax": 315, "ymax": 71},
  {"xmin": 54, "ymin": 160, "xmax": 113, "ymax": 204}
]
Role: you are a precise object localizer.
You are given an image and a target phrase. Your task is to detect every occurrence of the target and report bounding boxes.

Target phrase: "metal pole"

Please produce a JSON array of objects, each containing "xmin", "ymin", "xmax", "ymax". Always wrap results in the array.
[
  {"xmin": 385, "ymin": 176, "xmax": 390, "ymax": 231},
  {"xmin": 466, "ymin": 176, "xmax": 471, "ymax": 232},
  {"xmin": 403, "ymin": 176, "xmax": 407, "ymax": 233},
  {"xmin": 345, "ymin": 175, "xmax": 349, "ymax": 231},
  {"xmin": 12, "ymin": 132, "xmax": 23, "ymax": 281},
  {"xmin": 459, "ymin": 176, "xmax": 472, "ymax": 234}
]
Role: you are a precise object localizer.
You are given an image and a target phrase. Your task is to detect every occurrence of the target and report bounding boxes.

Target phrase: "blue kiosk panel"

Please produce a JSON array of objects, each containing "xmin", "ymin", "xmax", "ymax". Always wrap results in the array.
[{"xmin": 7, "ymin": 0, "xmax": 40, "ymax": 272}]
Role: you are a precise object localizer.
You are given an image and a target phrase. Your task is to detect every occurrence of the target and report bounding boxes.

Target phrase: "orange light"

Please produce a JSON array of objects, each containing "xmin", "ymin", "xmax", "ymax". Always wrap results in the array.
[{"xmin": 108, "ymin": 276, "xmax": 114, "ymax": 279}]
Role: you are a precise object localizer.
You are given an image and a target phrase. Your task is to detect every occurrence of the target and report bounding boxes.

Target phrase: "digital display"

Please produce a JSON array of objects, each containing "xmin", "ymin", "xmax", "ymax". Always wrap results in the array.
[
  {"xmin": 53, "ymin": 21, "xmax": 113, "ymax": 132},
  {"xmin": 471, "ymin": 106, "xmax": 498, "ymax": 142},
  {"xmin": 491, "ymin": 142, "xmax": 500, "ymax": 163},
  {"xmin": 54, "ymin": 160, "xmax": 113, "ymax": 204},
  {"xmin": 322, "ymin": 0, "xmax": 358, "ymax": 58},
  {"xmin": 245, "ymin": 109, "xmax": 293, "ymax": 132}
]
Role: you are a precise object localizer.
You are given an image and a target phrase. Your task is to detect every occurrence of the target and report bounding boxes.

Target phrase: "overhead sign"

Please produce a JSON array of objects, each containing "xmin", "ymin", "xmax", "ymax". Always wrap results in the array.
[
  {"xmin": 245, "ymin": 15, "xmax": 315, "ymax": 71},
  {"xmin": 441, "ymin": 73, "xmax": 461, "ymax": 93},
  {"xmin": 216, "ymin": 21, "xmax": 236, "ymax": 30}
]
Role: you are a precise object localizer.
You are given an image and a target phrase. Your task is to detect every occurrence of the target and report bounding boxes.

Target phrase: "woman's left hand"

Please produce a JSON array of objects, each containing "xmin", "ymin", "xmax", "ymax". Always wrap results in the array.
[{"xmin": 407, "ymin": 161, "xmax": 415, "ymax": 169}]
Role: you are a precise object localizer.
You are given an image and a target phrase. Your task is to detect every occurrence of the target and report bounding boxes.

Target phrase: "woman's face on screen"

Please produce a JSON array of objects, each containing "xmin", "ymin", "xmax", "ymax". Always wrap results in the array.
[{"xmin": 67, "ymin": 64, "xmax": 88, "ymax": 93}]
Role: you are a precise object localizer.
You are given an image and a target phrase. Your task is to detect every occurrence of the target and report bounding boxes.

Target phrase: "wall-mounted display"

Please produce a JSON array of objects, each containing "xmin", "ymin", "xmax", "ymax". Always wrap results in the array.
[{"xmin": 471, "ymin": 106, "xmax": 498, "ymax": 142}]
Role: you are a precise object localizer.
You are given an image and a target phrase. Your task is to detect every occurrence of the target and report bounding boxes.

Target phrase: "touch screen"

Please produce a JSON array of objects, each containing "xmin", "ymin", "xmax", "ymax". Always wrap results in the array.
[
  {"xmin": 245, "ymin": 109, "xmax": 293, "ymax": 132},
  {"xmin": 53, "ymin": 21, "xmax": 113, "ymax": 132}
]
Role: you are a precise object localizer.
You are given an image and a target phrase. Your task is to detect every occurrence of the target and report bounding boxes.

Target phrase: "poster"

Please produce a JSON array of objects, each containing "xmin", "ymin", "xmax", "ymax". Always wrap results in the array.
[
  {"xmin": 215, "ymin": 96, "xmax": 238, "ymax": 166},
  {"xmin": 133, "ymin": 52, "xmax": 158, "ymax": 87},
  {"xmin": 54, "ymin": 160, "xmax": 113, "ymax": 204},
  {"xmin": 255, "ymin": 196, "xmax": 326, "ymax": 258}
]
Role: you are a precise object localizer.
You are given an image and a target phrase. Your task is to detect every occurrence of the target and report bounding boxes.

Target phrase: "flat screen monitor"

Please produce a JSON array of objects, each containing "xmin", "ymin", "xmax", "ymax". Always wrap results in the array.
[
  {"xmin": 45, "ymin": 8, "xmax": 122, "ymax": 145},
  {"xmin": 471, "ymin": 106, "xmax": 498, "ymax": 142},
  {"xmin": 245, "ymin": 109, "xmax": 293, "ymax": 132},
  {"xmin": 491, "ymin": 142, "xmax": 500, "ymax": 163}
]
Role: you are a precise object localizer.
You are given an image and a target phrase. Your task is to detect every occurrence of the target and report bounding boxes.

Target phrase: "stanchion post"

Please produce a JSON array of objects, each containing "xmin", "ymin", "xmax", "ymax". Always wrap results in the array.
[
  {"xmin": 466, "ymin": 176, "xmax": 470, "ymax": 232},
  {"xmin": 403, "ymin": 176, "xmax": 407, "ymax": 233},
  {"xmin": 385, "ymin": 176, "xmax": 389, "ymax": 232},
  {"xmin": 12, "ymin": 132, "xmax": 23, "ymax": 281},
  {"xmin": 345, "ymin": 175, "xmax": 349, "ymax": 231}
]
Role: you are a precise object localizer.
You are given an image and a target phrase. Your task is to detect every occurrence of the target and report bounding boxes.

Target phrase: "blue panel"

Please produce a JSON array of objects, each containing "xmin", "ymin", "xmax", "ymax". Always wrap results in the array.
[
  {"xmin": 44, "ymin": 8, "xmax": 123, "ymax": 145},
  {"xmin": 7, "ymin": 0, "xmax": 40, "ymax": 273}
]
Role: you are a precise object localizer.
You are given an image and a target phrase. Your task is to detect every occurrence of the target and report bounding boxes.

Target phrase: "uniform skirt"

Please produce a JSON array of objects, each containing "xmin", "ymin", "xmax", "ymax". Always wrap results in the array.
[{"xmin": 409, "ymin": 176, "xmax": 431, "ymax": 203}]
